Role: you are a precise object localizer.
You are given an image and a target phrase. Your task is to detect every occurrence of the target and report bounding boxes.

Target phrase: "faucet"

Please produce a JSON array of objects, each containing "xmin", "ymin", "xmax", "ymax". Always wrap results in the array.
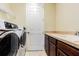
[{"xmin": 75, "ymin": 31, "xmax": 79, "ymax": 36}]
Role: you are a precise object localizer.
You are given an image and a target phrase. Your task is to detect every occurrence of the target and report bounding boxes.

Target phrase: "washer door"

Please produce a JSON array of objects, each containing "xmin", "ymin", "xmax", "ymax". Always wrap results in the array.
[{"xmin": 0, "ymin": 33, "xmax": 19, "ymax": 56}]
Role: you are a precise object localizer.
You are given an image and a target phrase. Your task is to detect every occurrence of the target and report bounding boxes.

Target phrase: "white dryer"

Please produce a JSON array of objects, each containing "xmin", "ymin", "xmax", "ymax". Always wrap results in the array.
[{"xmin": 0, "ymin": 20, "xmax": 26, "ymax": 56}]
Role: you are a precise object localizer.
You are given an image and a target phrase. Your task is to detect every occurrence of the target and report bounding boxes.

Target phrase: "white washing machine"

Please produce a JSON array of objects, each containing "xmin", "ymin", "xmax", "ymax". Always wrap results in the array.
[{"xmin": 0, "ymin": 20, "xmax": 26, "ymax": 56}]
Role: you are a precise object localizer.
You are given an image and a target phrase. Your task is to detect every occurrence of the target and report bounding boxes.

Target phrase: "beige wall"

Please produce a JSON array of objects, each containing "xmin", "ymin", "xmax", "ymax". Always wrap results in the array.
[
  {"xmin": 0, "ymin": 3, "xmax": 13, "ymax": 20},
  {"xmin": 0, "ymin": 3, "xmax": 26, "ymax": 28},
  {"xmin": 44, "ymin": 3, "xmax": 56, "ymax": 31},
  {"xmin": 8, "ymin": 3, "xmax": 56, "ymax": 31},
  {"xmin": 1, "ymin": 3, "xmax": 79, "ymax": 32},
  {"xmin": 8, "ymin": 3, "xmax": 26, "ymax": 27},
  {"xmin": 56, "ymin": 3, "xmax": 79, "ymax": 31},
  {"xmin": 44, "ymin": 3, "xmax": 79, "ymax": 32},
  {"xmin": 0, "ymin": 3, "xmax": 56, "ymax": 31}
]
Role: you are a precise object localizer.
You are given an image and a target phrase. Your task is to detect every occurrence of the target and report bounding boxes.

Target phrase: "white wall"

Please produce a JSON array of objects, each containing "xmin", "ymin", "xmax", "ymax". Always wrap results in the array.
[{"xmin": 56, "ymin": 3, "xmax": 79, "ymax": 31}]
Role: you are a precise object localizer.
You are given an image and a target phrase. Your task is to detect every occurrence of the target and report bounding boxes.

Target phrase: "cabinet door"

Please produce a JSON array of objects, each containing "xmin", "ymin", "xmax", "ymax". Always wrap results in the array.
[
  {"xmin": 57, "ymin": 40, "xmax": 79, "ymax": 56},
  {"xmin": 45, "ymin": 35, "xmax": 49, "ymax": 56},
  {"xmin": 49, "ymin": 42, "xmax": 56, "ymax": 56},
  {"xmin": 57, "ymin": 49, "xmax": 67, "ymax": 56}
]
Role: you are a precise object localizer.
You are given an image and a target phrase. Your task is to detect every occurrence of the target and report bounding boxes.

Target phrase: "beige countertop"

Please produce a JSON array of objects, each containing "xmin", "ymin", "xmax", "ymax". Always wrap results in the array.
[{"xmin": 46, "ymin": 33, "xmax": 79, "ymax": 49}]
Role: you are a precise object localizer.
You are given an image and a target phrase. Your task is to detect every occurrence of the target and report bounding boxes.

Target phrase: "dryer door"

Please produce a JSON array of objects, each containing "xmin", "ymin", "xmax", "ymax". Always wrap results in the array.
[{"xmin": 0, "ymin": 33, "xmax": 19, "ymax": 56}]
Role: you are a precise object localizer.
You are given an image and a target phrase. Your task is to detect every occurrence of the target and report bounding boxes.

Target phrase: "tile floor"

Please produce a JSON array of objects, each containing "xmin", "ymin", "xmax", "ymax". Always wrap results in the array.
[{"xmin": 25, "ymin": 50, "xmax": 47, "ymax": 56}]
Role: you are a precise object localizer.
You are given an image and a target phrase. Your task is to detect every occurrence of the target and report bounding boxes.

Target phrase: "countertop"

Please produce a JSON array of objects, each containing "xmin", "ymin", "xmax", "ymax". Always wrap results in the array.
[{"xmin": 46, "ymin": 33, "xmax": 79, "ymax": 49}]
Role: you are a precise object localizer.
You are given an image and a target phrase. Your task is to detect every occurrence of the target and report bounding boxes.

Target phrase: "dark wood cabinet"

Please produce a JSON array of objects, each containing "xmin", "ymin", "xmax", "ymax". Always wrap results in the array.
[
  {"xmin": 45, "ymin": 34, "xmax": 79, "ymax": 56},
  {"xmin": 57, "ymin": 49, "xmax": 67, "ymax": 56},
  {"xmin": 45, "ymin": 34, "xmax": 57, "ymax": 56},
  {"xmin": 49, "ymin": 36, "xmax": 56, "ymax": 45},
  {"xmin": 49, "ymin": 36, "xmax": 57, "ymax": 56},
  {"xmin": 49, "ymin": 42, "xmax": 56, "ymax": 56},
  {"xmin": 57, "ymin": 40, "xmax": 79, "ymax": 56},
  {"xmin": 45, "ymin": 34, "xmax": 49, "ymax": 56}
]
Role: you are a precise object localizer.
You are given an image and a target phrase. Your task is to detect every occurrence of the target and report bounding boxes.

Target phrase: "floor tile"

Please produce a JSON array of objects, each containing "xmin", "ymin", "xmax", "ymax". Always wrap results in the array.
[{"xmin": 25, "ymin": 50, "xmax": 47, "ymax": 56}]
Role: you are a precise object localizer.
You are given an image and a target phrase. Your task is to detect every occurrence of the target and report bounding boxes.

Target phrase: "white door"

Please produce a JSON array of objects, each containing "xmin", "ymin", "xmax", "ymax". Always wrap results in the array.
[{"xmin": 26, "ymin": 3, "xmax": 44, "ymax": 50}]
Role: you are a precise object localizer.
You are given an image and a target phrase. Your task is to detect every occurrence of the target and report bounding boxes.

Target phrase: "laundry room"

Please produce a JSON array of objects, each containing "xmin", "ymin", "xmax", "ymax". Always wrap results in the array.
[{"xmin": 0, "ymin": 2, "xmax": 79, "ymax": 57}]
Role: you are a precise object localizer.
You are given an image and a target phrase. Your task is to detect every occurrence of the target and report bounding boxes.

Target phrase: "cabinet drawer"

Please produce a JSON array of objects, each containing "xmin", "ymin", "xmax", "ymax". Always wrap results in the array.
[
  {"xmin": 49, "ymin": 36, "xmax": 56, "ymax": 45},
  {"xmin": 57, "ymin": 41, "xmax": 79, "ymax": 56}
]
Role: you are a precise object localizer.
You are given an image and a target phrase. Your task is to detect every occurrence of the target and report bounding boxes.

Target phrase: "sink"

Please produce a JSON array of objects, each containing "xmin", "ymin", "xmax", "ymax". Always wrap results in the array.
[
  {"xmin": 50, "ymin": 33, "xmax": 79, "ymax": 42},
  {"xmin": 59, "ymin": 35, "xmax": 79, "ymax": 41}
]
